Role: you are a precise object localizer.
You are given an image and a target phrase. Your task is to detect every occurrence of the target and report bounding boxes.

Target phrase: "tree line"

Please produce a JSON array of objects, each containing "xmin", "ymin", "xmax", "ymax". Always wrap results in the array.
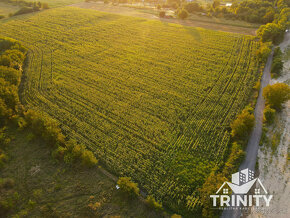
[
  {"xmin": 0, "ymin": 0, "xmax": 49, "ymax": 18},
  {"xmin": 0, "ymin": 37, "xmax": 98, "ymax": 171}
]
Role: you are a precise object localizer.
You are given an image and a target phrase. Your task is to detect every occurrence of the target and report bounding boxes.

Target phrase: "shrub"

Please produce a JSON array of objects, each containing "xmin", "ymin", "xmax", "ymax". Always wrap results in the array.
[
  {"xmin": 42, "ymin": 3, "xmax": 49, "ymax": 9},
  {"xmin": 0, "ymin": 152, "xmax": 8, "ymax": 167},
  {"xmin": 159, "ymin": 11, "xmax": 166, "ymax": 18},
  {"xmin": 55, "ymin": 139, "xmax": 98, "ymax": 167},
  {"xmin": 271, "ymin": 59, "xmax": 283, "ymax": 77},
  {"xmin": 0, "ymin": 129, "xmax": 11, "ymax": 148},
  {"xmin": 14, "ymin": 7, "xmax": 35, "ymax": 16},
  {"xmin": 223, "ymin": 142, "xmax": 245, "ymax": 174},
  {"xmin": 117, "ymin": 177, "xmax": 139, "ymax": 198},
  {"xmin": 52, "ymin": 145, "xmax": 67, "ymax": 160},
  {"xmin": 263, "ymin": 105, "xmax": 275, "ymax": 124},
  {"xmin": 0, "ymin": 15, "xmax": 5, "ymax": 19},
  {"xmin": 0, "ymin": 178, "xmax": 14, "ymax": 190},
  {"xmin": 0, "ymin": 78, "xmax": 19, "ymax": 110},
  {"xmin": 184, "ymin": 2, "xmax": 203, "ymax": 13},
  {"xmin": 231, "ymin": 108, "xmax": 255, "ymax": 141},
  {"xmin": 157, "ymin": 4, "xmax": 161, "ymax": 10},
  {"xmin": 271, "ymin": 47, "xmax": 283, "ymax": 77},
  {"xmin": 24, "ymin": 109, "xmax": 65, "ymax": 146},
  {"xmin": 80, "ymin": 149, "xmax": 98, "ymax": 167},
  {"xmin": 263, "ymin": 83, "xmax": 290, "ymax": 110},
  {"xmin": 145, "ymin": 195, "xmax": 163, "ymax": 210},
  {"xmin": 0, "ymin": 98, "xmax": 13, "ymax": 122},
  {"xmin": 256, "ymin": 43, "xmax": 271, "ymax": 62},
  {"xmin": 171, "ymin": 215, "xmax": 182, "ymax": 218},
  {"xmin": 0, "ymin": 66, "xmax": 21, "ymax": 86},
  {"xmin": 178, "ymin": 9, "xmax": 189, "ymax": 20}
]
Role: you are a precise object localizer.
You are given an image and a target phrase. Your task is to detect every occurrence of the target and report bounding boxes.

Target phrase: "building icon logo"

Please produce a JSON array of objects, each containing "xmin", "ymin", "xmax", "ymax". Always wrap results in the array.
[{"xmin": 210, "ymin": 168, "xmax": 273, "ymax": 207}]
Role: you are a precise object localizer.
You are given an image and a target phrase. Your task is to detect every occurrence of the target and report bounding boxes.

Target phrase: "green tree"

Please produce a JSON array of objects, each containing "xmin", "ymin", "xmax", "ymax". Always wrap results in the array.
[
  {"xmin": 257, "ymin": 23, "xmax": 284, "ymax": 44},
  {"xmin": 231, "ymin": 108, "xmax": 255, "ymax": 140},
  {"xmin": 178, "ymin": 9, "xmax": 189, "ymax": 20},
  {"xmin": 145, "ymin": 195, "xmax": 163, "ymax": 210},
  {"xmin": 263, "ymin": 105, "xmax": 275, "ymax": 124},
  {"xmin": 263, "ymin": 83, "xmax": 290, "ymax": 109},
  {"xmin": 256, "ymin": 43, "xmax": 271, "ymax": 62},
  {"xmin": 117, "ymin": 177, "xmax": 140, "ymax": 198}
]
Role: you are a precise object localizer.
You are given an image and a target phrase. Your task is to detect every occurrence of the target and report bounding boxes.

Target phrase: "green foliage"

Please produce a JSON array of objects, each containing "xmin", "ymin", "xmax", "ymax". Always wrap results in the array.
[
  {"xmin": 263, "ymin": 105, "xmax": 276, "ymax": 124},
  {"xmin": 223, "ymin": 142, "xmax": 245, "ymax": 174},
  {"xmin": 24, "ymin": 110, "xmax": 65, "ymax": 146},
  {"xmin": 177, "ymin": 9, "xmax": 189, "ymax": 19},
  {"xmin": 184, "ymin": 2, "xmax": 203, "ymax": 13},
  {"xmin": 0, "ymin": 37, "xmax": 26, "ymax": 123},
  {"xmin": 63, "ymin": 140, "xmax": 98, "ymax": 167},
  {"xmin": 231, "ymin": 108, "xmax": 255, "ymax": 141},
  {"xmin": 199, "ymin": 142, "xmax": 244, "ymax": 217},
  {"xmin": 145, "ymin": 195, "xmax": 163, "ymax": 211},
  {"xmin": 263, "ymin": 83, "xmax": 290, "ymax": 109},
  {"xmin": 271, "ymin": 131, "xmax": 281, "ymax": 151},
  {"xmin": 0, "ymin": 128, "xmax": 11, "ymax": 148},
  {"xmin": 42, "ymin": 2, "xmax": 49, "ymax": 9},
  {"xmin": 24, "ymin": 110, "xmax": 98, "ymax": 168},
  {"xmin": 271, "ymin": 47, "xmax": 283, "ymax": 77},
  {"xmin": 0, "ymin": 150, "xmax": 8, "ymax": 168},
  {"xmin": 0, "ymin": 66, "xmax": 21, "ymax": 86},
  {"xmin": 0, "ymin": 8, "xmax": 262, "ymax": 213},
  {"xmin": 0, "ymin": 78, "xmax": 19, "ymax": 111},
  {"xmin": 14, "ymin": 7, "xmax": 36, "ymax": 16},
  {"xmin": 257, "ymin": 23, "xmax": 284, "ymax": 44},
  {"xmin": 171, "ymin": 214, "xmax": 182, "ymax": 218},
  {"xmin": 117, "ymin": 177, "xmax": 140, "ymax": 198},
  {"xmin": 0, "ymin": 98, "xmax": 13, "ymax": 123},
  {"xmin": 256, "ymin": 43, "xmax": 271, "ymax": 62}
]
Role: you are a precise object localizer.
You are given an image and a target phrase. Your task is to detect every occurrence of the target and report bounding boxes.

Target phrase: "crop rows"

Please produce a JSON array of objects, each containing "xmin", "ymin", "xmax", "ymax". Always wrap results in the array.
[{"xmin": 0, "ymin": 7, "xmax": 261, "ymax": 213}]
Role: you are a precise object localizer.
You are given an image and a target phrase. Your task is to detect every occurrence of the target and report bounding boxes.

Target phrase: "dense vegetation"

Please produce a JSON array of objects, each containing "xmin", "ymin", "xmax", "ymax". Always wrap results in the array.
[
  {"xmin": 0, "ymin": 7, "xmax": 263, "ymax": 215},
  {"xmin": 0, "ymin": 0, "xmax": 49, "ymax": 17},
  {"xmin": 271, "ymin": 47, "xmax": 284, "ymax": 77},
  {"xmin": 263, "ymin": 83, "xmax": 290, "ymax": 110},
  {"xmin": 0, "ymin": 37, "xmax": 163, "ymax": 217}
]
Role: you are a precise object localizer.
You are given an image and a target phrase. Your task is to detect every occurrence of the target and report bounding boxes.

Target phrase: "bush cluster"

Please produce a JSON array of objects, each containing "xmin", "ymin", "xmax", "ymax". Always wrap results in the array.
[
  {"xmin": 117, "ymin": 177, "xmax": 140, "ymax": 198},
  {"xmin": 145, "ymin": 195, "xmax": 163, "ymax": 211},
  {"xmin": 230, "ymin": 107, "xmax": 255, "ymax": 142},
  {"xmin": 24, "ymin": 110, "xmax": 98, "ymax": 168},
  {"xmin": 263, "ymin": 83, "xmax": 290, "ymax": 110},
  {"xmin": 271, "ymin": 47, "xmax": 283, "ymax": 77},
  {"xmin": 1, "ymin": 0, "xmax": 50, "ymax": 17},
  {"xmin": 0, "ymin": 37, "xmax": 98, "ymax": 169}
]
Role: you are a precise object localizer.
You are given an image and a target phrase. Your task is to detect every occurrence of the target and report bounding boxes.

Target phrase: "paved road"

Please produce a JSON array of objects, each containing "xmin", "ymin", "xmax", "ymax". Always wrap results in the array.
[{"xmin": 221, "ymin": 47, "xmax": 273, "ymax": 218}]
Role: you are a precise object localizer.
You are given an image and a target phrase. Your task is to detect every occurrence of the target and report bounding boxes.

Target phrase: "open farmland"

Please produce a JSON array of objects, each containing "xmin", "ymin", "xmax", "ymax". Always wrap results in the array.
[{"xmin": 0, "ymin": 7, "xmax": 261, "ymax": 215}]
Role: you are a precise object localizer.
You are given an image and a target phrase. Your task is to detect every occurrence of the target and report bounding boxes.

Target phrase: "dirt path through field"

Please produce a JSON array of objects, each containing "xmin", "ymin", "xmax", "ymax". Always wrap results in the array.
[{"xmin": 70, "ymin": 2, "xmax": 256, "ymax": 35}]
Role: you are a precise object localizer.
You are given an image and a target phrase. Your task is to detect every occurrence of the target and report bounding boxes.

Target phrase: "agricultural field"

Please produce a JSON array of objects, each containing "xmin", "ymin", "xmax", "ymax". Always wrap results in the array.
[
  {"xmin": 73, "ymin": 2, "xmax": 258, "ymax": 35},
  {"xmin": 0, "ymin": 7, "xmax": 261, "ymax": 215},
  {"xmin": 44, "ymin": 0, "xmax": 83, "ymax": 7}
]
